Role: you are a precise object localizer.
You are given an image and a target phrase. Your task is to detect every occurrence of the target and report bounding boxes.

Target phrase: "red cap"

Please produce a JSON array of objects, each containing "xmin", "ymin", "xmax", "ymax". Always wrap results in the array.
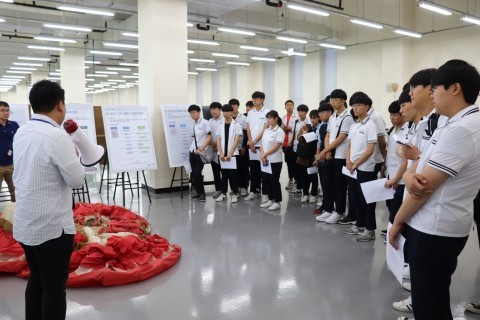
[{"xmin": 63, "ymin": 119, "xmax": 78, "ymax": 134}]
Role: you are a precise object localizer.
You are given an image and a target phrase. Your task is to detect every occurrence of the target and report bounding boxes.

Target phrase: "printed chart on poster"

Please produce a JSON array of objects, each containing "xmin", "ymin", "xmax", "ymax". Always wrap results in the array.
[
  {"xmin": 160, "ymin": 104, "xmax": 192, "ymax": 168},
  {"xmin": 102, "ymin": 106, "xmax": 157, "ymax": 173},
  {"xmin": 9, "ymin": 104, "xmax": 30, "ymax": 127},
  {"xmin": 65, "ymin": 103, "xmax": 100, "ymax": 173}
]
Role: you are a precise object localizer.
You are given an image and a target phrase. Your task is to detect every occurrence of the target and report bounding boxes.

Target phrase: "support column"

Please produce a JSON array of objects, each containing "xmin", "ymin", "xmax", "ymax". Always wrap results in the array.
[
  {"xmin": 60, "ymin": 48, "xmax": 86, "ymax": 103},
  {"xmin": 139, "ymin": 0, "xmax": 188, "ymax": 190}
]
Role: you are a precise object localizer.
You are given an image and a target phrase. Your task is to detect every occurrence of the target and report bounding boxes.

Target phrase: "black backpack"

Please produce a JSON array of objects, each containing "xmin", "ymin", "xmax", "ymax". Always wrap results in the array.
[{"xmin": 296, "ymin": 124, "xmax": 317, "ymax": 159}]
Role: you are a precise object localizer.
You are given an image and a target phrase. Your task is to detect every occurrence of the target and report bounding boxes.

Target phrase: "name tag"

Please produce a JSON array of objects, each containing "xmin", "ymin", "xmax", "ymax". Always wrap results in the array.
[{"xmin": 359, "ymin": 130, "xmax": 365, "ymax": 134}]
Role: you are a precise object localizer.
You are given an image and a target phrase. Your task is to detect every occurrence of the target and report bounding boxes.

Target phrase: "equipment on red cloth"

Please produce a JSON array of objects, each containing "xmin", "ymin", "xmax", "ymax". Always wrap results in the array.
[{"xmin": 63, "ymin": 119, "xmax": 105, "ymax": 167}]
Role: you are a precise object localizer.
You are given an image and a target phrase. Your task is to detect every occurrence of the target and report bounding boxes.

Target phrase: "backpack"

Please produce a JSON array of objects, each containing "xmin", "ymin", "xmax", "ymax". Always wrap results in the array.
[{"xmin": 296, "ymin": 124, "xmax": 317, "ymax": 159}]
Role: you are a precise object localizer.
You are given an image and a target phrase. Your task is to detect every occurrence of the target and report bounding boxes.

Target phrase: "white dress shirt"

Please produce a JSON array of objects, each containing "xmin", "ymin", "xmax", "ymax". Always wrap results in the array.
[{"xmin": 13, "ymin": 114, "xmax": 85, "ymax": 246}]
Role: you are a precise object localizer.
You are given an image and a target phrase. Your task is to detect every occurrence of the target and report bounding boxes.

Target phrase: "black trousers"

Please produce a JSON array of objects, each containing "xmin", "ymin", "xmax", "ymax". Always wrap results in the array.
[
  {"xmin": 261, "ymin": 162, "xmax": 282, "ymax": 203},
  {"xmin": 282, "ymin": 147, "xmax": 296, "ymax": 180},
  {"xmin": 237, "ymin": 152, "xmax": 249, "ymax": 189},
  {"xmin": 249, "ymin": 158, "xmax": 261, "ymax": 193},
  {"xmin": 405, "ymin": 225, "xmax": 468, "ymax": 320},
  {"xmin": 299, "ymin": 165, "xmax": 318, "ymax": 196},
  {"xmin": 20, "ymin": 232, "xmax": 74, "ymax": 320},
  {"xmin": 346, "ymin": 177, "xmax": 358, "ymax": 220},
  {"xmin": 320, "ymin": 163, "xmax": 336, "ymax": 212},
  {"xmin": 333, "ymin": 159, "xmax": 348, "ymax": 214},
  {"xmin": 221, "ymin": 168, "xmax": 238, "ymax": 194},
  {"xmin": 349, "ymin": 169, "xmax": 377, "ymax": 230},
  {"xmin": 211, "ymin": 160, "xmax": 222, "ymax": 191},
  {"xmin": 190, "ymin": 152, "xmax": 205, "ymax": 195},
  {"xmin": 388, "ymin": 184, "xmax": 405, "ymax": 224}
]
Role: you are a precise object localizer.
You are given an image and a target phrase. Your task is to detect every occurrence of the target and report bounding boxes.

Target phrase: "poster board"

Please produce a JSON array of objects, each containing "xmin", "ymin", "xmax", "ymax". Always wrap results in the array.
[
  {"xmin": 65, "ymin": 103, "xmax": 100, "ymax": 174},
  {"xmin": 102, "ymin": 106, "xmax": 157, "ymax": 173},
  {"xmin": 160, "ymin": 104, "xmax": 193, "ymax": 168},
  {"xmin": 9, "ymin": 104, "xmax": 30, "ymax": 127}
]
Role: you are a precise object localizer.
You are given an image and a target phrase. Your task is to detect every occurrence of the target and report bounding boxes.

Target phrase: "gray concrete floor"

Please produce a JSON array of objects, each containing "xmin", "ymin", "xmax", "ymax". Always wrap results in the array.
[{"xmin": 1, "ymin": 171, "xmax": 480, "ymax": 320}]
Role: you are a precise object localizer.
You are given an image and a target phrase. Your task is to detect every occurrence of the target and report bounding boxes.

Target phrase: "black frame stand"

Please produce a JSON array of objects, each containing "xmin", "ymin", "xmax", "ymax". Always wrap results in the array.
[
  {"xmin": 72, "ymin": 177, "xmax": 91, "ymax": 205},
  {"xmin": 113, "ymin": 171, "xmax": 152, "ymax": 207},
  {"xmin": 169, "ymin": 167, "xmax": 190, "ymax": 199}
]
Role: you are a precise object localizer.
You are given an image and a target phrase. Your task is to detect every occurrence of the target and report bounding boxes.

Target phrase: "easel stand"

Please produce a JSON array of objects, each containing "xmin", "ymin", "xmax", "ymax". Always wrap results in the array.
[
  {"xmin": 99, "ymin": 153, "xmax": 117, "ymax": 200},
  {"xmin": 169, "ymin": 167, "xmax": 190, "ymax": 199},
  {"xmin": 72, "ymin": 177, "xmax": 91, "ymax": 204},
  {"xmin": 113, "ymin": 171, "xmax": 152, "ymax": 207}
]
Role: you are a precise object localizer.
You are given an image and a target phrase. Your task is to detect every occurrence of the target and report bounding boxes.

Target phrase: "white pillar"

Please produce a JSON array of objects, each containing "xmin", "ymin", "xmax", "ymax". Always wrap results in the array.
[
  {"xmin": 139, "ymin": 0, "xmax": 188, "ymax": 190},
  {"xmin": 60, "ymin": 48, "xmax": 86, "ymax": 103}
]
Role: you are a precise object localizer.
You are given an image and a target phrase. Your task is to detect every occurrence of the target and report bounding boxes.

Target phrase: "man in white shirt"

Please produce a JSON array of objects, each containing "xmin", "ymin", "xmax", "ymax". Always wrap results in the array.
[
  {"xmin": 209, "ymin": 102, "xmax": 223, "ymax": 198},
  {"xmin": 13, "ymin": 80, "xmax": 85, "ymax": 320},
  {"xmin": 281, "ymin": 99, "xmax": 298, "ymax": 190},
  {"xmin": 230, "ymin": 98, "xmax": 248, "ymax": 197},
  {"xmin": 389, "ymin": 60, "xmax": 480, "ymax": 320}
]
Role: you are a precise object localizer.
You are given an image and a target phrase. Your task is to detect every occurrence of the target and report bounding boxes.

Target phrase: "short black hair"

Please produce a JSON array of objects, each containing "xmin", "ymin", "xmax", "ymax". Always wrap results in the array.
[
  {"xmin": 330, "ymin": 89, "xmax": 347, "ymax": 100},
  {"xmin": 228, "ymin": 98, "xmax": 239, "ymax": 106},
  {"xmin": 409, "ymin": 68, "xmax": 436, "ymax": 87},
  {"xmin": 431, "ymin": 59, "xmax": 480, "ymax": 105},
  {"xmin": 266, "ymin": 110, "xmax": 282, "ymax": 126},
  {"xmin": 29, "ymin": 80, "xmax": 65, "ymax": 113},
  {"xmin": 246, "ymin": 100, "xmax": 254, "ymax": 107},
  {"xmin": 349, "ymin": 91, "xmax": 366, "ymax": 106},
  {"xmin": 309, "ymin": 110, "xmax": 319, "ymax": 118},
  {"xmin": 388, "ymin": 100, "xmax": 400, "ymax": 114},
  {"xmin": 285, "ymin": 99, "xmax": 294, "ymax": 105},
  {"xmin": 297, "ymin": 104, "xmax": 309, "ymax": 112},
  {"xmin": 0, "ymin": 101, "xmax": 9, "ymax": 108},
  {"xmin": 251, "ymin": 91, "xmax": 265, "ymax": 99},
  {"xmin": 398, "ymin": 89, "xmax": 411, "ymax": 105},
  {"xmin": 318, "ymin": 101, "xmax": 334, "ymax": 113},
  {"xmin": 222, "ymin": 104, "xmax": 233, "ymax": 112},
  {"xmin": 350, "ymin": 93, "xmax": 372, "ymax": 108},
  {"xmin": 188, "ymin": 104, "xmax": 201, "ymax": 112},
  {"xmin": 209, "ymin": 102, "xmax": 222, "ymax": 109}
]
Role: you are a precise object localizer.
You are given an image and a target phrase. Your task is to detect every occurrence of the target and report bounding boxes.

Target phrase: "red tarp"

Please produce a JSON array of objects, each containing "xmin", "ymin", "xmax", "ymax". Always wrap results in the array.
[{"xmin": 0, "ymin": 203, "xmax": 181, "ymax": 287}]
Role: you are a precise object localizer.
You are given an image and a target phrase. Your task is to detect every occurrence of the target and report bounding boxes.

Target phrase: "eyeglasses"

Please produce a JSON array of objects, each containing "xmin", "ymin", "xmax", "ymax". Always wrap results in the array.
[{"xmin": 0, "ymin": 109, "xmax": 10, "ymax": 113}]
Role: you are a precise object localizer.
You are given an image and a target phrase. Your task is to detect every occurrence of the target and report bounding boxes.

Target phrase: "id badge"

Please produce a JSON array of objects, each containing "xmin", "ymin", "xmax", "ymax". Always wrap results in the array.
[{"xmin": 7, "ymin": 150, "xmax": 12, "ymax": 156}]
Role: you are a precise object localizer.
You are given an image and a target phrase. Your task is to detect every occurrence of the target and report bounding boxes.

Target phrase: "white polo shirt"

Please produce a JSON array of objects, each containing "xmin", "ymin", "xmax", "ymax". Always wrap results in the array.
[
  {"xmin": 347, "ymin": 117, "xmax": 378, "ymax": 172},
  {"xmin": 386, "ymin": 122, "xmax": 407, "ymax": 184},
  {"xmin": 407, "ymin": 105, "xmax": 480, "ymax": 237},
  {"xmin": 368, "ymin": 108, "xmax": 387, "ymax": 164},
  {"xmin": 246, "ymin": 106, "xmax": 270, "ymax": 147},
  {"xmin": 209, "ymin": 115, "xmax": 223, "ymax": 148},
  {"xmin": 412, "ymin": 109, "xmax": 448, "ymax": 153},
  {"xmin": 190, "ymin": 118, "xmax": 211, "ymax": 152},
  {"xmin": 281, "ymin": 112, "xmax": 299, "ymax": 146},
  {"xmin": 262, "ymin": 125, "xmax": 285, "ymax": 163},
  {"xmin": 327, "ymin": 109, "xmax": 353, "ymax": 159},
  {"xmin": 233, "ymin": 113, "xmax": 246, "ymax": 150},
  {"xmin": 292, "ymin": 117, "xmax": 311, "ymax": 152},
  {"xmin": 216, "ymin": 120, "xmax": 242, "ymax": 156}
]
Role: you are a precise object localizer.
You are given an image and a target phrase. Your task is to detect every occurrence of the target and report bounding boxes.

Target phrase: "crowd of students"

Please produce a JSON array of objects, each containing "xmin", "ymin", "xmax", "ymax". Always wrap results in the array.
[{"xmin": 188, "ymin": 59, "xmax": 480, "ymax": 320}]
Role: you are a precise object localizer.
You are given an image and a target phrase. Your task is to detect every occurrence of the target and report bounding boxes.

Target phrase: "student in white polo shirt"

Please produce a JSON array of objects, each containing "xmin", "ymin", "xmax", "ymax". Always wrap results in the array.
[
  {"xmin": 344, "ymin": 93, "xmax": 378, "ymax": 242},
  {"xmin": 245, "ymin": 91, "xmax": 270, "ymax": 201},
  {"xmin": 230, "ymin": 98, "xmax": 248, "ymax": 197},
  {"xmin": 281, "ymin": 99, "xmax": 299, "ymax": 190},
  {"xmin": 209, "ymin": 102, "xmax": 224, "ymax": 199},
  {"xmin": 260, "ymin": 110, "xmax": 285, "ymax": 211},
  {"xmin": 389, "ymin": 59, "xmax": 480, "ymax": 320}
]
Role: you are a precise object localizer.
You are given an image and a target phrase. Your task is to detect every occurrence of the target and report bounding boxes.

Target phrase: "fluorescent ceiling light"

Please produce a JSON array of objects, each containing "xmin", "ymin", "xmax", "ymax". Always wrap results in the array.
[
  {"xmin": 7, "ymin": 70, "xmax": 31, "ymax": 74},
  {"xmin": 350, "ymin": 19, "xmax": 383, "ymax": 29},
  {"xmin": 43, "ymin": 23, "xmax": 92, "ymax": 32},
  {"xmin": 18, "ymin": 56, "xmax": 49, "ymax": 61},
  {"xmin": 57, "ymin": 4, "xmax": 114, "ymax": 17},
  {"xmin": 196, "ymin": 68, "xmax": 217, "ymax": 72},
  {"xmin": 394, "ymin": 28, "xmax": 422, "ymax": 38},
  {"xmin": 13, "ymin": 62, "xmax": 43, "ymax": 67},
  {"xmin": 3, "ymin": 75, "xmax": 25, "ymax": 78},
  {"xmin": 28, "ymin": 45, "xmax": 65, "ymax": 51},
  {"xmin": 0, "ymin": 19, "xmax": 5, "ymax": 23},
  {"xmin": 319, "ymin": 43, "xmax": 346, "ymax": 50},
  {"xmin": 86, "ymin": 74, "xmax": 108, "ymax": 78},
  {"xmin": 90, "ymin": 50, "xmax": 122, "ymax": 56},
  {"xmin": 287, "ymin": 3, "xmax": 329, "ymax": 16},
  {"xmin": 10, "ymin": 67, "xmax": 36, "ymax": 71},
  {"xmin": 107, "ymin": 67, "xmax": 131, "ymax": 71},
  {"xmin": 47, "ymin": 77, "xmax": 61, "ymax": 80},
  {"xmin": 49, "ymin": 72, "xmax": 61, "ymax": 76},
  {"xmin": 218, "ymin": 27, "xmax": 256, "ymax": 36},
  {"xmin": 119, "ymin": 63, "xmax": 139, "ymax": 67},
  {"xmin": 227, "ymin": 62, "xmax": 250, "ymax": 66},
  {"xmin": 187, "ymin": 39, "xmax": 220, "ymax": 46},
  {"xmin": 281, "ymin": 50, "xmax": 307, "ymax": 57},
  {"xmin": 34, "ymin": 35, "xmax": 77, "ymax": 43},
  {"xmin": 212, "ymin": 53, "xmax": 240, "ymax": 58},
  {"xmin": 0, "ymin": 0, "xmax": 14, "ymax": 3},
  {"xmin": 85, "ymin": 66, "xmax": 89, "ymax": 69},
  {"xmin": 276, "ymin": 36, "xmax": 308, "ymax": 44},
  {"xmin": 188, "ymin": 50, "xmax": 194, "ymax": 54},
  {"xmin": 122, "ymin": 32, "xmax": 138, "ymax": 38},
  {"xmin": 104, "ymin": 42, "xmax": 138, "ymax": 49},
  {"xmin": 122, "ymin": 75, "xmax": 139, "ymax": 79},
  {"xmin": 239, "ymin": 45, "xmax": 269, "ymax": 52},
  {"xmin": 461, "ymin": 15, "xmax": 480, "ymax": 25},
  {"xmin": 85, "ymin": 78, "xmax": 95, "ymax": 81},
  {"xmin": 189, "ymin": 58, "xmax": 215, "ymax": 63},
  {"xmin": 418, "ymin": 1, "xmax": 452, "ymax": 16},
  {"xmin": 188, "ymin": 72, "xmax": 199, "ymax": 75},
  {"xmin": 96, "ymin": 71, "xmax": 118, "ymax": 75},
  {"xmin": 108, "ymin": 79, "xmax": 127, "ymax": 83},
  {"xmin": 187, "ymin": 22, "xmax": 194, "ymax": 27},
  {"xmin": 251, "ymin": 57, "xmax": 276, "ymax": 62},
  {"xmin": 85, "ymin": 61, "xmax": 101, "ymax": 64}
]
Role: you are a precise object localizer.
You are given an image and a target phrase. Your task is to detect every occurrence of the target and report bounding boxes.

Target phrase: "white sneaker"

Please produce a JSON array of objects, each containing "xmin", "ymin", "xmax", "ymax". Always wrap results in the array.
[
  {"xmin": 261, "ymin": 194, "xmax": 269, "ymax": 203},
  {"xmin": 216, "ymin": 194, "xmax": 226, "ymax": 202},
  {"xmin": 316, "ymin": 211, "xmax": 332, "ymax": 222},
  {"xmin": 325, "ymin": 212, "xmax": 342, "ymax": 224},
  {"xmin": 300, "ymin": 195, "xmax": 309, "ymax": 203},
  {"xmin": 268, "ymin": 202, "xmax": 281, "ymax": 211},
  {"xmin": 260, "ymin": 200, "xmax": 273, "ymax": 208},
  {"xmin": 212, "ymin": 191, "xmax": 222, "ymax": 198},
  {"xmin": 244, "ymin": 192, "xmax": 258, "ymax": 200},
  {"xmin": 392, "ymin": 296, "xmax": 413, "ymax": 312},
  {"xmin": 240, "ymin": 188, "xmax": 248, "ymax": 197},
  {"xmin": 402, "ymin": 282, "xmax": 411, "ymax": 291},
  {"xmin": 231, "ymin": 194, "xmax": 239, "ymax": 203},
  {"xmin": 316, "ymin": 200, "xmax": 323, "ymax": 206},
  {"xmin": 308, "ymin": 195, "xmax": 316, "ymax": 203},
  {"xmin": 403, "ymin": 265, "xmax": 410, "ymax": 279}
]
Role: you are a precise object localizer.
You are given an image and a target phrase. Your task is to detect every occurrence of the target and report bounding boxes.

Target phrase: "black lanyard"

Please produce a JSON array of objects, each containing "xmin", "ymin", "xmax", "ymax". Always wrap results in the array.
[{"xmin": 31, "ymin": 118, "xmax": 56, "ymax": 127}]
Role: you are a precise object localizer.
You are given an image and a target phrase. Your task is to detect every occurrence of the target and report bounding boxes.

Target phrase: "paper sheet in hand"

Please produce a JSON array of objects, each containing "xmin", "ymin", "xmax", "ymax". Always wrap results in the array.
[
  {"xmin": 307, "ymin": 166, "xmax": 318, "ymax": 175},
  {"xmin": 212, "ymin": 154, "xmax": 219, "ymax": 164},
  {"xmin": 220, "ymin": 158, "xmax": 237, "ymax": 169},
  {"xmin": 249, "ymin": 149, "xmax": 261, "ymax": 161},
  {"xmin": 260, "ymin": 162, "xmax": 272, "ymax": 174},
  {"xmin": 386, "ymin": 223, "xmax": 406, "ymax": 285},
  {"xmin": 360, "ymin": 178, "xmax": 395, "ymax": 204},
  {"xmin": 303, "ymin": 132, "xmax": 317, "ymax": 143},
  {"xmin": 342, "ymin": 166, "xmax": 357, "ymax": 179}
]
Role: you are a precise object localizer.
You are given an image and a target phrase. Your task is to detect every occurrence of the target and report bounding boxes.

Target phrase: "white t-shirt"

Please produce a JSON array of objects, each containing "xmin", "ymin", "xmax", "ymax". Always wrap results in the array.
[
  {"xmin": 209, "ymin": 115, "xmax": 224, "ymax": 149},
  {"xmin": 412, "ymin": 109, "xmax": 448, "ymax": 153},
  {"xmin": 281, "ymin": 112, "xmax": 299, "ymax": 146},
  {"xmin": 246, "ymin": 107, "xmax": 270, "ymax": 147},
  {"xmin": 407, "ymin": 105, "xmax": 480, "ymax": 237},
  {"xmin": 348, "ymin": 117, "xmax": 378, "ymax": 172},
  {"xmin": 233, "ymin": 113, "xmax": 246, "ymax": 150},
  {"xmin": 216, "ymin": 120, "xmax": 242, "ymax": 156},
  {"xmin": 386, "ymin": 122, "xmax": 408, "ymax": 184},
  {"xmin": 262, "ymin": 125, "xmax": 285, "ymax": 163},
  {"xmin": 190, "ymin": 118, "xmax": 211, "ymax": 152},
  {"xmin": 327, "ymin": 109, "xmax": 354, "ymax": 159},
  {"xmin": 292, "ymin": 117, "xmax": 311, "ymax": 152},
  {"xmin": 368, "ymin": 108, "xmax": 387, "ymax": 164}
]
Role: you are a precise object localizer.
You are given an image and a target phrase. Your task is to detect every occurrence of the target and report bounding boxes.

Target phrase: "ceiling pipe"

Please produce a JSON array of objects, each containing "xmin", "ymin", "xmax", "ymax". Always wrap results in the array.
[
  {"xmin": 266, "ymin": 0, "xmax": 283, "ymax": 8},
  {"xmin": 196, "ymin": 19, "xmax": 211, "ymax": 31}
]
